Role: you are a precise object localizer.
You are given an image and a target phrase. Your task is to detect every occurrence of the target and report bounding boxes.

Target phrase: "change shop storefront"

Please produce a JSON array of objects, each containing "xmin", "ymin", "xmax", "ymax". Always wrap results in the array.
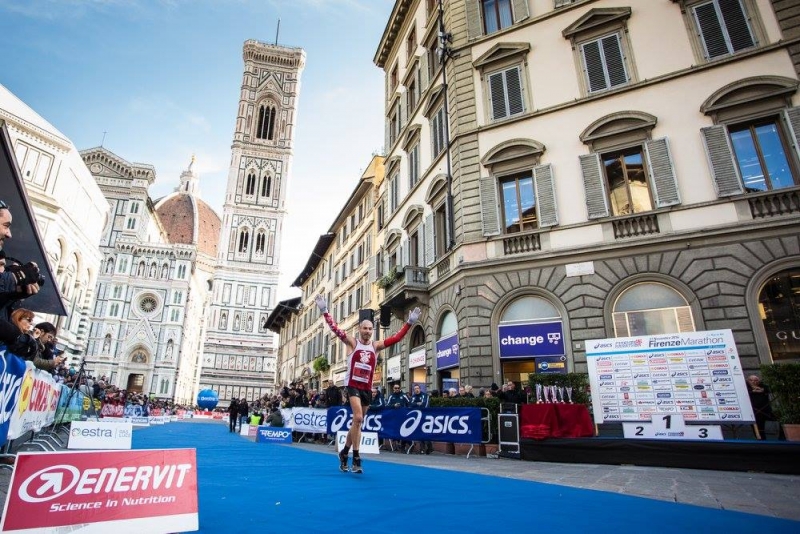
[
  {"xmin": 497, "ymin": 296, "xmax": 568, "ymax": 384},
  {"xmin": 436, "ymin": 311, "xmax": 460, "ymax": 392}
]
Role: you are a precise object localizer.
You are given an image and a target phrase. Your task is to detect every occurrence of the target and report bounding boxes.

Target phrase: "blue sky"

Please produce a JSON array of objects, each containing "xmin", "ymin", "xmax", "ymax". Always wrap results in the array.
[{"xmin": 0, "ymin": 0, "xmax": 394, "ymax": 299}]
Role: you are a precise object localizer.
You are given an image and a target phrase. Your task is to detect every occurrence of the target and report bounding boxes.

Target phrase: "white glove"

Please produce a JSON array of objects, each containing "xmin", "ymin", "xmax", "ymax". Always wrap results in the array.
[
  {"xmin": 314, "ymin": 295, "xmax": 328, "ymax": 313},
  {"xmin": 408, "ymin": 307, "xmax": 421, "ymax": 325}
]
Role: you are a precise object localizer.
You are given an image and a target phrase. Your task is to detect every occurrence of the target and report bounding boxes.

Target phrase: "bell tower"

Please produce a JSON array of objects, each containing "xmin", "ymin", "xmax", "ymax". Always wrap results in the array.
[{"xmin": 200, "ymin": 40, "xmax": 306, "ymax": 405}]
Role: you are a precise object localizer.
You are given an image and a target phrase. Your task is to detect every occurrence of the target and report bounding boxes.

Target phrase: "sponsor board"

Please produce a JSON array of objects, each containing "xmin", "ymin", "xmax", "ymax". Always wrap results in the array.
[
  {"xmin": 288, "ymin": 407, "xmax": 327, "ymax": 433},
  {"xmin": 131, "ymin": 417, "xmax": 150, "ymax": 427},
  {"xmin": 586, "ymin": 329, "xmax": 754, "ymax": 424},
  {"xmin": 0, "ymin": 449, "xmax": 198, "ymax": 533},
  {"xmin": 326, "ymin": 406, "xmax": 482, "ymax": 443},
  {"xmin": 335, "ymin": 431, "xmax": 379, "ymax": 454},
  {"xmin": 67, "ymin": 422, "xmax": 132, "ymax": 450}
]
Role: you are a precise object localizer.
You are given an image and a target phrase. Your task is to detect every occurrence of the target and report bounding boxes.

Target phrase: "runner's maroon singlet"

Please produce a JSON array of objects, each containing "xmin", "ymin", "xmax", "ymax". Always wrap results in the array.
[{"xmin": 345, "ymin": 339, "xmax": 376, "ymax": 391}]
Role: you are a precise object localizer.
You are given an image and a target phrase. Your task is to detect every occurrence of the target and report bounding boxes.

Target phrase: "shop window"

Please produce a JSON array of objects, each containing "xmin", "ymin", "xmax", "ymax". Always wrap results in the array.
[{"xmin": 758, "ymin": 268, "xmax": 800, "ymax": 361}]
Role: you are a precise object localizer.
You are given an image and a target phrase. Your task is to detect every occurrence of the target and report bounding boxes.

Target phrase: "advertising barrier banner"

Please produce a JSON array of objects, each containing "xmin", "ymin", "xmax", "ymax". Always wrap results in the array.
[
  {"xmin": 256, "ymin": 426, "xmax": 292, "ymax": 443},
  {"xmin": 100, "ymin": 402, "xmax": 124, "ymax": 418},
  {"xmin": 586, "ymin": 329, "xmax": 756, "ymax": 424},
  {"xmin": 67, "ymin": 421, "xmax": 133, "ymax": 450},
  {"xmin": 0, "ymin": 346, "xmax": 27, "ymax": 447},
  {"xmin": 80, "ymin": 397, "xmax": 101, "ymax": 420},
  {"xmin": 7, "ymin": 362, "xmax": 60, "ymax": 440},
  {"xmin": 0, "ymin": 448, "xmax": 198, "ymax": 533},
  {"xmin": 335, "ymin": 431, "xmax": 379, "ymax": 453},
  {"xmin": 287, "ymin": 407, "xmax": 326, "ymax": 433},
  {"xmin": 54, "ymin": 385, "xmax": 84, "ymax": 425},
  {"xmin": 326, "ymin": 406, "xmax": 482, "ymax": 443},
  {"xmin": 123, "ymin": 404, "xmax": 148, "ymax": 418}
]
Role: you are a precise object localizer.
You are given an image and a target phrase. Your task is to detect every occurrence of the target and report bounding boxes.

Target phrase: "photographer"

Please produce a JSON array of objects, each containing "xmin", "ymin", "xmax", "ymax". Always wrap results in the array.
[{"xmin": 0, "ymin": 200, "xmax": 43, "ymax": 319}]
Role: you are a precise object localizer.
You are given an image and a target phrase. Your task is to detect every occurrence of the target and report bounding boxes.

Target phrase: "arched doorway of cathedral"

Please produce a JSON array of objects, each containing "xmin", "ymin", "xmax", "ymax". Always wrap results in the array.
[{"xmin": 126, "ymin": 373, "xmax": 145, "ymax": 393}]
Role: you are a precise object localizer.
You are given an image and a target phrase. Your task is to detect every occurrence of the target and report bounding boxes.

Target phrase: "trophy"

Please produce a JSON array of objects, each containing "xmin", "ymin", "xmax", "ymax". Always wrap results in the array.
[
  {"xmin": 535, "ymin": 383, "xmax": 543, "ymax": 404},
  {"xmin": 548, "ymin": 385, "xmax": 557, "ymax": 403},
  {"xmin": 558, "ymin": 386, "xmax": 566, "ymax": 403},
  {"xmin": 566, "ymin": 386, "xmax": 573, "ymax": 404}
]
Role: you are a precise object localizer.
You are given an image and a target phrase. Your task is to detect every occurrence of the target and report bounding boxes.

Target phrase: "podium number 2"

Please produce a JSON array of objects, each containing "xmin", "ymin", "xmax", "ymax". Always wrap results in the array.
[{"xmin": 635, "ymin": 426, "xmax": 644, "ymax": 436}]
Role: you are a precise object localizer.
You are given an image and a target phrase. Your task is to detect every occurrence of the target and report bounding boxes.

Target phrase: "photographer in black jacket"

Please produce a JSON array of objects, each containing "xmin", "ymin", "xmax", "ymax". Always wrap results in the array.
[{"xmin": 0, "ymin": 200, "xmax": 43, "ymax": 319}]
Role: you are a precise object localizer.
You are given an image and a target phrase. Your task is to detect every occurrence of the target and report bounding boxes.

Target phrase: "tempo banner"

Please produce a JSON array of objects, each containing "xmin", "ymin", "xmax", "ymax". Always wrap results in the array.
[{"xmin": 0, "ymin": 448, "xmax": 198, "ymax": 533}]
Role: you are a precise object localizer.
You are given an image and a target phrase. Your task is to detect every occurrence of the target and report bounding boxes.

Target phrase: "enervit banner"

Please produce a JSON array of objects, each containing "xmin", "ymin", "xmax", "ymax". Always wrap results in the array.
[
  {"xmin": 68, "ymin": 422, "xmax": 133, "ymax": 450},
  {"xmin": 287, "ymin": 407, "xmax": 326, "ymax": 433},
  {"xmin": 326, "ymin": 407, "xmax": 482, "ymax": 444},
  {"xmin": 8, "ymin": 362, "xmax": 60, "ymax": 440},
  {"xmin": 0, "ymin": 449, "xmax": 198, "ymax": 533},
  {"xmin": 256, "ymin": 426, "xmax": 292, "ymax": 443},
  {"xmin": 0, "ymin": 346, "xmax": 27, "ymax": 447}
]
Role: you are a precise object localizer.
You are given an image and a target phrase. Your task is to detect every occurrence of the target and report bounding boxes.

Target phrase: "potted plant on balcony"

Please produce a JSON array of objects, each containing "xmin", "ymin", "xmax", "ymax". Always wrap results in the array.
[
  {"xmin": 376, "ymin": 266, "xmax": 399, "ymax": 289},
  {"xmin": 312, "ymin": 355, "xmax": 330, "ymax": 375},
  {"xmin": 760, "ymin": 363, "xmax": 800, "ymax": 441}
]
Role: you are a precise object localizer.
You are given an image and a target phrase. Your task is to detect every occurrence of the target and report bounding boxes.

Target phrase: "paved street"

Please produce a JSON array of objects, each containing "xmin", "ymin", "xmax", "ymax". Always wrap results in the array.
[{"xmin": 2, "ymin": 432, "xmax": 798, "ymax": 523}]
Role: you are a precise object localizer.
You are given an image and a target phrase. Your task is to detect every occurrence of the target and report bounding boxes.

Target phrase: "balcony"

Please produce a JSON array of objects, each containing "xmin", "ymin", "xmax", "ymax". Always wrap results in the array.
[
  {"xmin": 503, "ymin": 231, "xmax": 542, "ymax": 255},
  {"xmin": 612, "ymin": 213, "xmax": 660, "ymax": 239},
  {"xmin": 748, "ymin": 188, "xmax": 800, "ymax": 218},
  {"xmin": 379, "ymin": 266, "xmax": 430, "ymax": 312}
]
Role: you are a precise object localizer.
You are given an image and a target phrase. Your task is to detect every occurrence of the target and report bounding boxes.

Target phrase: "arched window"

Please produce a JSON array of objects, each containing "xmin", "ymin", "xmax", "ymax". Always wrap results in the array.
[
  {"xmin": 137, "ymin": 261, "xmax": 146, "ymax": 277},
  {"xmin": 160, "ymin": 378, "xmax": 169, "ymax": 395},
  {"xmin": 255, "ymin": 230, "xmax": 266, "ymax": 255},
  {"xmin": 612, "ymin": 282, "xmax": 694, "ymax": 336},
  {"xmin": 498, "ymin": 295, "xmax": 565, "ymax": 381},
  {"xmin": 245, "ymin": 172, "xmax": 256, "ymax": 196},
  {"xmin": 757, "ymin": 267, "xmax": 800, "ymax": 361},
  {"xmin": 256, "ymin": 104, "xmax": 277, "ymax": 140},
  {"xmin": 238, "ymin": 229, "xmax": 250, "ymax": 253},
  {"xmin": 261, "ymin": 175, "xmax": 272, "ymax": 197},
  {"xmin": 103, "ymin": 334, "xmax": 112, "ymax": 354},
  {"xmin": 105, "ymin": 258, "xmax": 114, "ymax": 275}
]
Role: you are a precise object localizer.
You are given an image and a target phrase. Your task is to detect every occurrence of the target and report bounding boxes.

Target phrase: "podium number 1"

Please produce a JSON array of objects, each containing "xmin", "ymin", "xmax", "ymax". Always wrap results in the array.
[{"xmin": 662, "ymin": 415, "xmax": 671, "ymax": 429}]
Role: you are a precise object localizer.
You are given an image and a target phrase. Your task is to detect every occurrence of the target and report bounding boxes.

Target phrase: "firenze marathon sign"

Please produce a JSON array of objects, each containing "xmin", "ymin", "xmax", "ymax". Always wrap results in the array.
[
  {"xmin": 1, "ymin": 449, "xmax": 198, "ymax": 533},
  {"xmin": 586, "ymin": 329, "xmax": 756, "ymax": 425},
  {"xmin": 498, "ymin": 321, "xmax": 564, "ymax": 358},
  {"xmin": 435, "ymin": 333, "xmax": 459, "ymax": 370}
]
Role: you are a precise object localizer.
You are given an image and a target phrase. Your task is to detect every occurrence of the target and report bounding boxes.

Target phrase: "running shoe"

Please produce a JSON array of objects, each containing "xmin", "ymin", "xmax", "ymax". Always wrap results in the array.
[
  {"xmin": 351, "ymin": 456, "xmax": 363, "ymax": 474},
  {"xmin": 338, "ymin": 450, "xmax": 349, "ymax": 472}
]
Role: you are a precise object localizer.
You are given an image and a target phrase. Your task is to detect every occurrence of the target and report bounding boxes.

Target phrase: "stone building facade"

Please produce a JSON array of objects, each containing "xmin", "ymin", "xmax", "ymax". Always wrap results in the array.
[{"xmin": 368, "ymin": 0, "xmax": 800, "ymax": 393}]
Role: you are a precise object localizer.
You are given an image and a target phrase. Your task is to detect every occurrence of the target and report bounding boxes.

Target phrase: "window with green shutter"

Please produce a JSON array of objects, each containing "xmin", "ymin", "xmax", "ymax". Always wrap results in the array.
[
  {"xmin": 691, "ymin": 0, "xmax": 756, "ymax": 60},
  {"xmin": 580, "ymin": 32, "xmax": 628, "ymax": 94},
  {"xmin": 487, "ymin": 66, "xmax": 525, "ymax": 121}
]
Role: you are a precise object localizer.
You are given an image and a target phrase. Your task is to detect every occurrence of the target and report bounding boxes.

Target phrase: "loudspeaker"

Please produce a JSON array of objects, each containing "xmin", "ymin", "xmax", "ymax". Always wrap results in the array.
[
  {"xmin": 379, "ymin": 305, "xmax": 391, "ymax": 327},
  {"xmin": 358, "ymin": 309, "xmax": 374, "ymax": 324}
]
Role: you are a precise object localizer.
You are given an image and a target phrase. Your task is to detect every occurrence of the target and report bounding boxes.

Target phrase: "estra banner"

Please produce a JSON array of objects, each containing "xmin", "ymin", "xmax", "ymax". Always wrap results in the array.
[
  {"xmin": 67, "ymin": 422, "xmax": 132, "ymax": 450},
  {"xmin": 0, "ymin": 449, "xmax": 198, "ymax": 533}
]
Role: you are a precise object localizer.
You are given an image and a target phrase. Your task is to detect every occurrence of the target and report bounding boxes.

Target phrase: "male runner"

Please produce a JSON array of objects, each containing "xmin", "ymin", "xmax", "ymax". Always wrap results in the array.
[{"xmin": 315, "ymin": 294, "xmax": 420, "ymax": 474}]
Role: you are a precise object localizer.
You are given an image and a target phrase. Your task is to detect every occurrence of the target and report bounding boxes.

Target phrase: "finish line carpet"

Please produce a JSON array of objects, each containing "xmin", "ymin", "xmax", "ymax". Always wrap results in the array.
[{"xmin": 133, "ymin": 421, "xmax": 797, "ymax": 533}]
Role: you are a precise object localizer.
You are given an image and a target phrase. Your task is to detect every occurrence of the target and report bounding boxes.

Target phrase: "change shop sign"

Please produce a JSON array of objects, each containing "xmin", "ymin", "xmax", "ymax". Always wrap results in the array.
[
  {"xmin": 1, "ymin": 448, "xmax": 198, "ymax": 533},
  {"xmin": 498, "ymin": 321, "xmax": 565, "ymax": 359},
  {"xmin": 435, "ymin": 333, "xmax": 459, "ymax": 370}
]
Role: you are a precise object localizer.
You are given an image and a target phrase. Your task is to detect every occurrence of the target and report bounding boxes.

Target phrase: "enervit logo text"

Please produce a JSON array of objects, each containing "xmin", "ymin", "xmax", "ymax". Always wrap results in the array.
[{"xmin": 18, "ymin": 463, "xmax": 192, "ymax": 503}]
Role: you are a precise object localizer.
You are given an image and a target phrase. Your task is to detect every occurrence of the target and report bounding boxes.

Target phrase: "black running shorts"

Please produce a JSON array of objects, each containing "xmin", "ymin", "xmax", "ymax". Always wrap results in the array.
[{"xmin": 345, "ymin": 386, "xmax": 371, "ymax": 407}]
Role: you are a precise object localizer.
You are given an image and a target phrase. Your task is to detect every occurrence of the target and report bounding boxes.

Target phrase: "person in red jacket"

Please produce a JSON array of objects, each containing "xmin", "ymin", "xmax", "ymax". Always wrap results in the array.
[{"xmin": 315, "ymin": 294, "xmax": 420, "ymax": 474}]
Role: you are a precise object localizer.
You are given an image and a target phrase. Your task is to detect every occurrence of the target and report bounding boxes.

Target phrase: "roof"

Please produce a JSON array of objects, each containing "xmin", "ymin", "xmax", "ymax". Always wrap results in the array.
[
  {"xmin": 264, "ymin": 297, "xmax": 302, "ymax": 333},
  {"xmin": 155, "ymin": 193, "xmax": 221, "ymax": 257},
  {"xmin": 291, "ymin": 233, "xmax": 336, "ymax": 287},
  {"xmin": 374, "ymin": 0, "xmax": 414, "ymax": 69}
]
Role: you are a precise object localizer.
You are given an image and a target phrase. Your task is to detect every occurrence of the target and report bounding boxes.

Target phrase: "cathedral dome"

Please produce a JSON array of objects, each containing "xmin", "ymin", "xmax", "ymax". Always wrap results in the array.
[{"xmin": 156, "ymin": 193, "xmax": 221, "ymax": 257}]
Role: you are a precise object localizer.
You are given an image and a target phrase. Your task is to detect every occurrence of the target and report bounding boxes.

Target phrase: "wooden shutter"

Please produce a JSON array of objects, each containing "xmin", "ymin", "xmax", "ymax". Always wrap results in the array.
[
  {"xmin": 601, "ymin": 34, "xmax": 627, "ymax": 88},
  {"xmin": 369, "ymin": 254, "xmax": 377, "ymax": 283},
  {"xmin": 700, "ymin": 125, "xmax": 743, "ymax": 197},
  {"xmin": 385, "ymin": 119, "xmax": 390, "ymax": 154},
  {"xmin": 399, "ymin": 238, "xmax": 409, "ymax": 270},
  {"xmin": 720, "ymin": 0, "xmax": 756, "ymax": 51},
  {"xmin": 783, "ymin": 106, "xmax": 800, "ymax": 163},
  {"xmin": 581, "ymin": 40, "xmax": 607, "ymax": 93},
  {"xmin": 479, "ymin": 175, "xmax": 501, "ymax": 236},
  {"xmin": 506, "ymin": 67, "xmax": 524, "ymax": 116},
  {"xmin": 488, "ymin": 71, "xmax": 507, "ymax": 120},
  {"xmin": 580, "ymin": 153, "xmax": 609, "ymax": 219},
  {"xmin": 533, "ymin": 164, "xmax": 558, "ymax": 227},
  {"xmin": 425, "ymin": 213, "xmax": 435, "ymax": 266},
  {"xmin": 466, "ymin": 0, "xmax": 483, "ymax": 41},
  {"xmin": 512, "ymin": 0, "xmax": 530, "ymax": 23},
  {"xmin": 419, "ymin": 53, "xmax": 429, "ymax": 91},
  {"xmin": 645, "ymin": 138, "xmax": 681, "ymax": 207}
]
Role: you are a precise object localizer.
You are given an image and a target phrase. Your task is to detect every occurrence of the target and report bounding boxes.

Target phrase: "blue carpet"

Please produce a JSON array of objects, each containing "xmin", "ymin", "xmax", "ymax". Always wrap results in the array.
[{"xmin": 133, "ymin": 421, "xmax": 798, "ymax": 534}]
